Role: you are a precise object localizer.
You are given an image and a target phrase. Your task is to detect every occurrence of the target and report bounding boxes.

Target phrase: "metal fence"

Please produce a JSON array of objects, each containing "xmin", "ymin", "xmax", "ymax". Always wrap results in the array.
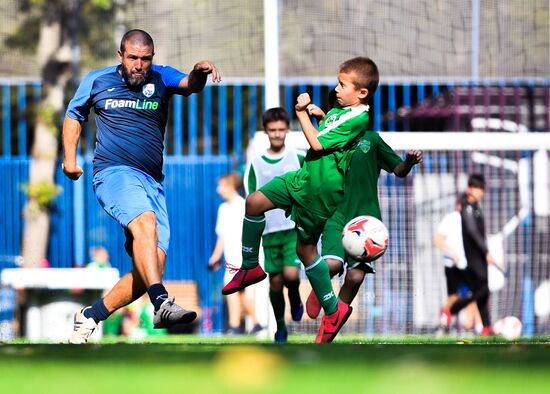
[{"xmin": 1, "ymin": 79, "xmax": 549, "ymax": 334}]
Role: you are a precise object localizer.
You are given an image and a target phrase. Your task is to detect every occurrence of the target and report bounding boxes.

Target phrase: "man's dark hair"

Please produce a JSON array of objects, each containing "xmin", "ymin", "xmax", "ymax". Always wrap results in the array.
[
  {"xmin": 468, "ymin": 173, "xmax": 485, "ymax": 190},
  {"xmin": 339, "ymin": 57, "xmax": 379, "ymax": 100},
  {"xmin": 120, "ymin": 29, "xmax": 154, "ymax": 53},
  {"xmin": 262, "ymin": 107, "xmax": 290, "ymax": 128}
]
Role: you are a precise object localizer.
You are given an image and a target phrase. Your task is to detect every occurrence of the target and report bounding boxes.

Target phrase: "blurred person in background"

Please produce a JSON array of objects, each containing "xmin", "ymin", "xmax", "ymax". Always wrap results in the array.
[
  {"xmin": 208, "ymin": 173, "xmax": 264, "ymax": 335},
  {"xmin": 435, "ymin": 194, "xmax": 481, "ymax": 335},
  {"xmin": 448, "ymin": 174, "xmax": 496, "ymax": 336},
  {"xmin": 87, "ymin": 246, "xmax": 111, "ymax": 269}
]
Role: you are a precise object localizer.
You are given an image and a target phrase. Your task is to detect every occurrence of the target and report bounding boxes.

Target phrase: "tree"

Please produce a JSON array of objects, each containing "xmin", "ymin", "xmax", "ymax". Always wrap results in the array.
[{"xmin": 5, "ymin": 0, "xmax": 117, "ymax": 267}]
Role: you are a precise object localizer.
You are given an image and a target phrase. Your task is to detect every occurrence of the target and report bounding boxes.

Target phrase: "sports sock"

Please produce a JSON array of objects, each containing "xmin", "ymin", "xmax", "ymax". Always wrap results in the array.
[
  {"xmin": 83, "ymin": 298, "xmax": 111, "ymax": 323},
  {"xmin": 269, "ymin": 289, "xmax": 287, "ymax": 331},
  {"xmin": 286, "ymin": 280, "xmax": 301, "ymax": 309},
  {"xmin": 147, "ymin": 283, "xmax": 169, "ymax": 311},
  {"xmin": 241, "ymin": 214, "xmax": 265, "ymax": 269},
  {"xmin": 305, "ymin": 255, "xmax": 338, "ymax": 315}
]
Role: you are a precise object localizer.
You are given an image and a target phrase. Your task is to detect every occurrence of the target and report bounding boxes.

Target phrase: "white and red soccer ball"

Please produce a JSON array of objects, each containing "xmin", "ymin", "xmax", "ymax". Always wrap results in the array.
[
  {"xmin": 493, "ymin": 316, "xmax": 523, "ymax": 340},
  {"xmin": 341, "ymin": 215, "xmax": 389, "ymax": 262}
]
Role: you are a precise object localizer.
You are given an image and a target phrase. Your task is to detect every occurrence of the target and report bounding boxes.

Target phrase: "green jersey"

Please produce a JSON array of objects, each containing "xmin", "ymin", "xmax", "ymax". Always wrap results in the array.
[
  {"xmin": 286, "ymin": 105, "xmax": 370, "ymax": 217},
  {"xmin": 335, "ymin": 131, "xmax": 402, "ymax": 220}
]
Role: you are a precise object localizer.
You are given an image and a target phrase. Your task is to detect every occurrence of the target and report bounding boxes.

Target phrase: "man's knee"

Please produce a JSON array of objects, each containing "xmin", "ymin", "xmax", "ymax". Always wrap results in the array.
[{"xmin": 129, "ymin": 211, "xmax": 157, "ymax": 238}]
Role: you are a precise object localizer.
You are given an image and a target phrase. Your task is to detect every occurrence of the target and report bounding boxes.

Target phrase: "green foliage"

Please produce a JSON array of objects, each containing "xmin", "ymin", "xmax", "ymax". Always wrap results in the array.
[
  {"xmin": 24, "ymin": 181, "xmax": 62, "ymax": 208},
  {"xmin": 4, "ymin": 0, "xmax": 117, "ymax": 72},
  {"xmin": 37, "ymin": 105, "xmax": 58, "ymax": 136}
]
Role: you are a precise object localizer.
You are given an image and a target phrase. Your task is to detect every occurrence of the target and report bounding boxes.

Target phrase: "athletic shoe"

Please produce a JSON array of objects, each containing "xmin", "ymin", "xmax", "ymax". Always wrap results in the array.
[
  {"xmin": 249, "ymin": 323, "xmax": 265, "ymax": 334},
  {"xmin": 221, "ymin": 264, "xmax": 267, "ymax": 295},
  {"xmin": 306, "ymin": 290, "xmax": 322, "ymax": 319},
  {"xmin": 69, "ymin": 307, "xmax": 98, "ymax": 344},
  {"xmin": 225, "ymin": 327, "xmax": 242, "ymax": 335},
  {"xmin": 481, "ymin": 326, "xmax": 495, "ymax": 336},
  {"xmin": 291, "ymin": 302, "xmax": 304, "ymax": 322},
  {"xmin": 153, "ymin": 297, "xmax": 197, "ymax": 329},
  {"xmin": 274, "ymin": 329, "xmax": 288, "ymax": 343},
  {"xmin": 439, "ymin": 307, "xmax": 451, "ymax": 329},
  {"xmin": 315, "ymin": 300, "xmax": 352, "ymax": 343}
]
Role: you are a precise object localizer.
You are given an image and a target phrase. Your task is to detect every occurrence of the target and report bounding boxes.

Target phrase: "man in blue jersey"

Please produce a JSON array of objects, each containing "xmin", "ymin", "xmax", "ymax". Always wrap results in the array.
[{"xmin": 62, "ymin": 29, "xmax": 221, "ymax": 344}]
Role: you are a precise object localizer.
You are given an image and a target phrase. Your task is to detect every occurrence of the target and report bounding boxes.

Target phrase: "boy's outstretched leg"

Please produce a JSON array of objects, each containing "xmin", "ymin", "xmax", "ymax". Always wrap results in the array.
[{"xmin": 222, "ymin": 191, "xmax": 274, "ymax": 295}]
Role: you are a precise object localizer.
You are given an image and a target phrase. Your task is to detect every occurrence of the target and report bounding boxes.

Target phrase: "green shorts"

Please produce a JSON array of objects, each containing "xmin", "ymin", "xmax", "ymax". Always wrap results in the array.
[
  {"xmin": 320, "ymin": 211, "xmax": 376, "ymax": 271},
  {"xmin": 260, "ymin": 175, "xmax": 331, "ymax": 245},
  {"xmin": 263, "ymin": 230, "xmax": 301, "ymax": 274}
]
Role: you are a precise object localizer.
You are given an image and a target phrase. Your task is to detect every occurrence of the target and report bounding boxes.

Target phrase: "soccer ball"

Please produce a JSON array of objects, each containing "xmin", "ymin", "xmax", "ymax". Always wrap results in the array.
[
  {"xmin": 341, "ymin": 215, "xmax": 389, "ymax": 262},
  {"xmin": 493, "ymin": 316, "xmax": 522, "ymax": 340}
]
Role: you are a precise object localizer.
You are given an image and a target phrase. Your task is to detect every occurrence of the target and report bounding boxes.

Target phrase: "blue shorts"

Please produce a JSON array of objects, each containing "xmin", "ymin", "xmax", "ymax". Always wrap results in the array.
[{"xmin": 93, "ymin": 166, "xmax": 170, "ymax": 255}]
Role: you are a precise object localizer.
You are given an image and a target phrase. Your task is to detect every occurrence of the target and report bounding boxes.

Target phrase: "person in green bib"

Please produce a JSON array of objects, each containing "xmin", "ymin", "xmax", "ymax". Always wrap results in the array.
[
  {"xmin": 302, "ymin": 108, "xmax": 423, "ymax": 319},
  {"xmin": 244, "ymin": 107, "xmax": 305, "ymax": 343},
  {"xmin": 223, "ymin": 57, "xmax": 380, "ymax": 343}
]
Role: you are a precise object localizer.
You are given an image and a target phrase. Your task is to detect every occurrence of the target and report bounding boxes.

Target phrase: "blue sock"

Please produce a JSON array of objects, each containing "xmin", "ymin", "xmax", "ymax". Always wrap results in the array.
[
  {"xmin": 147, "ymin": 283, "xmax": 168, "ymax": 311},
  {"xmin": 83, "ymin": 299, "xmax": 111, "ymax": 323}
]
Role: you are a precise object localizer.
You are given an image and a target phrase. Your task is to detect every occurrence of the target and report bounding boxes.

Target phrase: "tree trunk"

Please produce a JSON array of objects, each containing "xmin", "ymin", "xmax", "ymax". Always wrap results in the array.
[{"xmin": 21, "ymin": 0, "xmax": 73, "ymax": 267}]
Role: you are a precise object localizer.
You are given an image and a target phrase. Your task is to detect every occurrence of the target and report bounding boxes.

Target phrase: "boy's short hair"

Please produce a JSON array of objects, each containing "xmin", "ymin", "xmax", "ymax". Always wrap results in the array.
[
  {"xmin": 339, "ymin": 57, "xmax": 379, "ymax": 100},
  {"xmin": 220, "ymin": 172, "xmax": 242, "ymax": 190},
  {"xmin": 467, "ymin": 173, "xmax": 485, "ymax": 190},
  {"xmin": 262, "ymin": 107, "xmax": 290, "ymax": 128}
]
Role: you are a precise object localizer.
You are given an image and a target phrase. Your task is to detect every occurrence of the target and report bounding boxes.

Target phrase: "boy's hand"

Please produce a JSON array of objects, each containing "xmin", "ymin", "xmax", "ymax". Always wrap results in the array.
[
  {"xmin": 405, "ymin": 150, "xmax": 423, "ymax": 165},
  {"xmin": 307, "ymin": 104, "xmax": 325, "ymax": 118},
  {"xmin": 295, "ymin": 93, "xmax": 312, "ymax": 112}
]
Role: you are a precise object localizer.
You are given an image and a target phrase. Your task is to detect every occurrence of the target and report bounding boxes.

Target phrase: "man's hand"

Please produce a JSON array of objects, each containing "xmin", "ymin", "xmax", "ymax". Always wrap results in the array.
[
  {"xmin": 193, "ymin": 60, "xmax": 221, "ymax": 83},
  {"xmin": 62, "ymin": 162, "xmax": 83, "ymax": 181},
  {"xmin": 405, "ymin": 150, "xmax": 423, "ymax": 165},
  {"xmin": 486, "ymin": 252, "xmax": 497, "ymax": 265},
  {"xmin": 295, "ymin": 93, "xmax": 312, "ymax": 112}
]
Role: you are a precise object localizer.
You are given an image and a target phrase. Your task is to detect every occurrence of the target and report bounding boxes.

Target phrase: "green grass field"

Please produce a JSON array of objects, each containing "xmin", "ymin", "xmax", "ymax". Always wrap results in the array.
[{"xmin": 1, "ymin": 335, "xmax": 550, "ymax": 394}]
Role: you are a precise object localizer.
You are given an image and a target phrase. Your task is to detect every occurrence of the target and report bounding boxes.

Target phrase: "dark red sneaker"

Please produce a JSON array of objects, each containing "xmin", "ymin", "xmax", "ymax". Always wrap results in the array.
[
  {"xmin": 439, "ymin": 307, "xmax": 451, "ymax": 329},
  {"xmin": 481, "ymin": 326, "xmax": 495, "ymax": 336},
  {"xmin": 221, "ymin": 264, "xmax": 267, "ymax": 295},
  {"xmin": 306, "ymin": 290, "xmax": 322, "ymax": 319},
  {"xmin": 315, "ymin": 300, "xmax": 352, "ymax": 343}
]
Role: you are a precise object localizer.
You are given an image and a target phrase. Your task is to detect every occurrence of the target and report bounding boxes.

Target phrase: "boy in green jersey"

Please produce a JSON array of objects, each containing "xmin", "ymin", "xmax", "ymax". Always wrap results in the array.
[
  {"xmin": 303, "ymin": 123, "xmax": 422, "ymax": 319},
  {"xmin": 223, "ymin": 57, "xmax": 380, "ymax": 343},
  {"xmin": 244, "ymin": 107, "xmax": 305, "ymax": 343}
]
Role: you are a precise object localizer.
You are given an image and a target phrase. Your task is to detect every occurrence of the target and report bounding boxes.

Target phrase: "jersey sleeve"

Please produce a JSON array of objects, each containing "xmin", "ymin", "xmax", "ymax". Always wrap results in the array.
[
  {"xmin": 317, "ymin": 111, "xmax": 368, "ymax": 150},
  {"xmin": 376, "ymin": 134, "xmax": 403, "ymax": 173},
  {"xmin": 244, "ymin": 162, "xmax": 257, "ymax": 195},
  {"xmin": 152, "ymin": 64, "xmax": 188, "ymax": 88},
  {"xmin": 66, "ymin": 65, "xmax": 117, "ymax": 122},
  {"xmin": 66, "ymin": 71, "xmax": 96, "ymax": 122}
]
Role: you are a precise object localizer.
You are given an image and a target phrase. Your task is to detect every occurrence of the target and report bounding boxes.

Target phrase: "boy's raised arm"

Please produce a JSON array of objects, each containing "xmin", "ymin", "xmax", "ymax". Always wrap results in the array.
[{"xmin": 295, "ymin": 93, "xmax": 324, "ymax": 151}]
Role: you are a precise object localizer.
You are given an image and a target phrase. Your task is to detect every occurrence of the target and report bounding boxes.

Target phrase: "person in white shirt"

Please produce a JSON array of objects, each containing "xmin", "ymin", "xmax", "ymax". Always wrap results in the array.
[
  {"xmin": 208, "ymin": 173, "xmax": 263, "ymax": 335},
  {"xmin": 434, "ymin": 194, "xmax": 479, "ymax": 333}
]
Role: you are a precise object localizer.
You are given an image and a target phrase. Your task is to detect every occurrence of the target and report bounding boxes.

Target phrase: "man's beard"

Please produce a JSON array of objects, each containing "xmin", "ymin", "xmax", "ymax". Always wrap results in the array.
[{"xmin": 121, "ymin": 64, "xmax": 149, "ymax": 87}]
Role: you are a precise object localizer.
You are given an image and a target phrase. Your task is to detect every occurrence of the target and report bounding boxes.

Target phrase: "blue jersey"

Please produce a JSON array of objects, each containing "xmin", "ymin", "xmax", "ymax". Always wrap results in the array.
[{"xmin": 66, "ymin": 64, "xmax": 187, "ymax": 182}]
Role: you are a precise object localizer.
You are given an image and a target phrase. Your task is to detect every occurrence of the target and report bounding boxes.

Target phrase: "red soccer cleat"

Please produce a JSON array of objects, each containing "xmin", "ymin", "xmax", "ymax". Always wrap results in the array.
[
  {"xmin": 439, "ymin": 307, "xmax": 451, "ymax": 329},
  {"xmin": 306, "ymin": 290, "xmax": 322, "ymax": 319},
  {"xmin": 221, "ymin": 264, "xmax": 267, "ymax": 295},
  {"xmin": 481, "ymin": 326, "xmax": 495, "ymax": 337},
  {"xmin": 315, "ymin": 300, "xmax": 352, "ymax": 343}
]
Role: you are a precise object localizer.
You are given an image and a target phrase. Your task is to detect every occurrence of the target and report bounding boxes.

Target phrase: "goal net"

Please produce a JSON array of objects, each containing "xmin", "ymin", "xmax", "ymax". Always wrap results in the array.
[{"xmin": 248, "ymin": 131, "xmax": 550, "ymax": 336}]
